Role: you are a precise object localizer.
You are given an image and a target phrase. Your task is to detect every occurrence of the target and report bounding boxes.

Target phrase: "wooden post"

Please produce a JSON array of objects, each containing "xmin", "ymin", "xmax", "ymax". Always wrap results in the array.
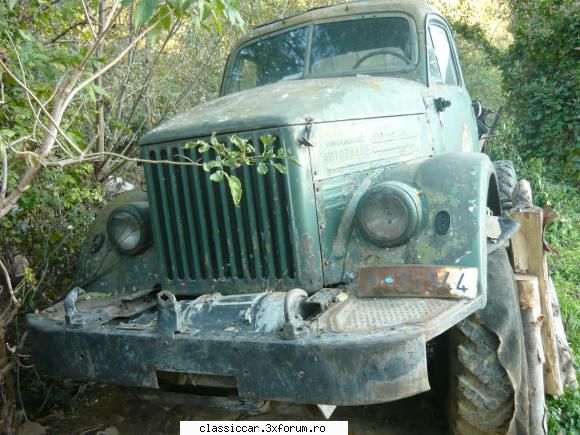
[
  {"xmin": 515, "ymin": 273, "xmax": 547, "ymax": 434},
  {"xmin": 510, "ymin": 207, "xmax": 563, "ymax": 396}
]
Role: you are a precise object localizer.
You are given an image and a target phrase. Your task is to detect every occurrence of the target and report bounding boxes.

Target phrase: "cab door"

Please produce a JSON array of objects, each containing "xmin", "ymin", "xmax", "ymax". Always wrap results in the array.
[{"xmin": 425, "ymin": 16, "xmax": 479, "ymax": 154}]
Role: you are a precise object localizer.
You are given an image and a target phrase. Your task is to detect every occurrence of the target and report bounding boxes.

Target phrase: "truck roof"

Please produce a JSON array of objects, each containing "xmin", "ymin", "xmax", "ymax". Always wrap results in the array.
[{"xmin": 236, "ymin": 0, "xmax": 438, "ymax": 46}]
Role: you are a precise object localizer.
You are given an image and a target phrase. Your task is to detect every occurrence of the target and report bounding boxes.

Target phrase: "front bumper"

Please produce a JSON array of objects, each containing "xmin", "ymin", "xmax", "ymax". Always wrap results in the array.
[{"xmin": 27, "ymin": 288, "xmax": 483, "ymax": 406}]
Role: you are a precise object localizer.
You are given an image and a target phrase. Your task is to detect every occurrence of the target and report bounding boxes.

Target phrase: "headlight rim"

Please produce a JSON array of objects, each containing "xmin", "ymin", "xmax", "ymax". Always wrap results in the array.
[
  {"xmin": 106, "ymin": 203, "xmax": 152, "ymax": 256},
  {"xmin": 356, "ymin": 181, "xmax": 422, "ymax": 248}
]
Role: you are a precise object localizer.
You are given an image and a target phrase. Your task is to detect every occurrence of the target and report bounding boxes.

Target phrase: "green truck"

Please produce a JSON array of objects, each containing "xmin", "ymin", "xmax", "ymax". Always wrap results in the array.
[{"xmin": 27, "ymin": 1, "xmax": 529, "ymax": 433}]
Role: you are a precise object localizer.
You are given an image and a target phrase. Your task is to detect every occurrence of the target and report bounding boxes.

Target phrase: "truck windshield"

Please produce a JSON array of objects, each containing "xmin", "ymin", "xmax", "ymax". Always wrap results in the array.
[{"xmin": 224, "ymin": 16, "xmax": 414, "ymax": 95}]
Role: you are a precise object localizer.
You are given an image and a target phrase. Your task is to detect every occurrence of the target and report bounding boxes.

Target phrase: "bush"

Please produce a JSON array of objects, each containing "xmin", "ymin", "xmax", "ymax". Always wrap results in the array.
[
  {"xmin": 0, "ymin": 163, "xmax": 103, "ymax": 307},
  {"xmin": 503, "ymin": 0, "xmax": 579, "ymax": 184}
]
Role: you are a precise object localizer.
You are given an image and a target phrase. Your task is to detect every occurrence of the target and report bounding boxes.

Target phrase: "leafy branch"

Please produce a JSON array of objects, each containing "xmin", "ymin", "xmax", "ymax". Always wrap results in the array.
[
  {"xmin": 0, "ymin": 0, "xmax": 244, "ymax": 219},
  {"xmin": 185, "ymin": 134, "xmax": 298, "ymax": 205}
]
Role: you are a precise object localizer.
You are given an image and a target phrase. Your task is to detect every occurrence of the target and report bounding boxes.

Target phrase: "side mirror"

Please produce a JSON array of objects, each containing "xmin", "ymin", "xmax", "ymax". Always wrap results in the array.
[{"xmin": 472, "ymin": 101, "xmax": 484, "ymax": 119}]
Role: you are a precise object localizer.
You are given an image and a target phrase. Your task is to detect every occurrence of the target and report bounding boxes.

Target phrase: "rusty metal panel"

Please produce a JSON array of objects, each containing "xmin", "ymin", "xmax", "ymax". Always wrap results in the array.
[
  {"xmin": 319, "ymin": 297, "xmax": 456, "ymax": 333},
  {"xmin": 358, "ymin": 265, "xmax": 478, "ymax": 299}
]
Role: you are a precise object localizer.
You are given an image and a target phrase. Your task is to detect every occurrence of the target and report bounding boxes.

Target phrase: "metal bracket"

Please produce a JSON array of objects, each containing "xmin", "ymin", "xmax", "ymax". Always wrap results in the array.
[
  {"xmin": 280, "ymin": 289, "xmax": 308, "ymax": 340},
  {"xmin": 64, "ymin": 287, "xmax": 85, "ymax": 325},
  {"xmin": 157, "ymin": 290, "xmax": 182, "ymax": 346},
  {"xmin": 298, "ymin": 117, "xmax": 315, "ymax": 147},
  {"xmin": 487, "ymin": 216, "xmax": 521, "ymax": 254}
]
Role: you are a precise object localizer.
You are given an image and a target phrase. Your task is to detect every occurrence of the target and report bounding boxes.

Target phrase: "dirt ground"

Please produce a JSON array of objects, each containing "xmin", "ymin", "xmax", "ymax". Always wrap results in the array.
[{"xmin": 26, "ymin": 385, "xmax": 449, "ymax": 435}]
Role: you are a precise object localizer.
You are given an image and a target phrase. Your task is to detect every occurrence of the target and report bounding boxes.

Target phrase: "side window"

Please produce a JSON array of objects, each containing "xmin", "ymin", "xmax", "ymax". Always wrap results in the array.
[{"xmin": 428, "ymin": 24, "xmax": 459, "ymax": 86}]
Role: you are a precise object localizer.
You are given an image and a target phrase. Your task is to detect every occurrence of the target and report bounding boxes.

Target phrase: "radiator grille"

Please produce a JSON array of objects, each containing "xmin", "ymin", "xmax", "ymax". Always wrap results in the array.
[{"xmin": 145, "ymin": 133, "xmax": 295, "ymax": 284}]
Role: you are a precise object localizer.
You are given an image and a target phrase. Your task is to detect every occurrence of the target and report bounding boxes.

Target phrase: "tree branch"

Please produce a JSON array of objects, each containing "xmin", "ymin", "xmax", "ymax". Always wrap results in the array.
[
  {"xmin": 41, "ymin": 150, "xmax": 203, "ymax": 168},
  {"xmin": 61, "ymin": 12, "xmax": 168, "ymax": 115},
  {"xmin": 0, "ymin": 60, "xmax": 82, "ymax": 155},
  {"xmin": 119, "ymin": 18, "xmax": 182, "ymax": 139},
  {"xmin": 50, "ymin": 20, "xmax": 89, "ymax": 44},
  {"xmin": 80, "ymin": 0, "xmax": 97, "ymax": 40},
  {"xmin": 0, "ymin": 142, "xmax": 7, "ymax": 202},
  {"xmin": 0, "ymin": 259, "xmax": 20, "ymax": 308}
]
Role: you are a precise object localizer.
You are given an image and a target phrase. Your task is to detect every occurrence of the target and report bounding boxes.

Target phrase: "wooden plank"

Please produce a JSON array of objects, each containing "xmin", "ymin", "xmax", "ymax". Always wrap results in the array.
[
  {"xmin": 515, "ymin": 273, "xmax": 546, "ymax": 434},
  {"xmin": 510, "ymin": 207, "xmax": 563, "ymax": 396}
]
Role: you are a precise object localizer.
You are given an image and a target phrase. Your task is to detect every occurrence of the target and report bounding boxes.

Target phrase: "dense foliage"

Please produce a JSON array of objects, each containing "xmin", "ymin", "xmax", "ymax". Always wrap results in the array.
[{"xmin": 503, "ymin": 0, "xmax": 579, "ymax": 183}]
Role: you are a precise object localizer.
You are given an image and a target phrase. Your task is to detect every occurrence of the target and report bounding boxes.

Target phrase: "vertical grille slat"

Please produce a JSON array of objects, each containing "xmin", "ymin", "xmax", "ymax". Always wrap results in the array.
[
  {"xmin": 160, "ymin": 150, "xmax": 186, "ymax": 279},
  {"xmin": 217, "ymin": 179, "xmax": 239, "ymax": 278},
  {"xmin": 240, "ymin": 164, "xmax": 262, "ymax": 279},
  {"xmin": 154, "ymin": 150, "xmax": 179, "ymax": 279},
  {"xmin": 267, "ymin": 162, "xmax": 288, "ymax": 278},
  {"xmin": 176, "ymin": 147, "xmax": 202, "ymax": 279},
  {"xmin": 145, "ymin": 150, "xmax": 173, "ymax": 279},
  {"xmin": 166, "ymin": 148, "xmax": 192, "ymax": 280},
  {"xmin": 201, "ymin": 152, "xmax": 225, "ymax": 279},
  {"xmin": 231, "ymin": 193, "xmax": 250, "ymax": 278},
  {"xmin": 251, "ymin": 138, "xmax": 276, "ymax": 278},
  {"xmin": 187, "ymin": 147, "xmax": 213, "ymax": 279},
  {"xmin": 145, "ymin": 131, "xmax": 296, "ymax": 288}
]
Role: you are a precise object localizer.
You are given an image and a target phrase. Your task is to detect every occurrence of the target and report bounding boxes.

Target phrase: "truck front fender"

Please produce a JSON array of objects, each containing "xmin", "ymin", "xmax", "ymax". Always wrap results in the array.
[
  {"xmin": 339, "ymin": 153, "xmax": 497, "ymax": 302},
  {"xmin": 75, "ymin": 190, "xmax": 163, "ymax": 294}
]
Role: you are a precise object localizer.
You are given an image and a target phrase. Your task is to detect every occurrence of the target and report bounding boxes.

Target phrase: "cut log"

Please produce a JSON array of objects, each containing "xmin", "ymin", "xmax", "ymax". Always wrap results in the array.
[
  {"xmin": 515, "ymin": 273, "xmax": 547, "ymax": 435},
  {"xmin": 509, "ymin": 207, "xmax": 563, "ymax": 396}
]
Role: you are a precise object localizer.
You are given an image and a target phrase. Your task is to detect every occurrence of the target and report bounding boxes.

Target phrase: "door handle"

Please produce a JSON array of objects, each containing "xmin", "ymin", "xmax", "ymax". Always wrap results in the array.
[{"xmin": 434, "ymin": 98, "xmax": 452, "ymax": 112}]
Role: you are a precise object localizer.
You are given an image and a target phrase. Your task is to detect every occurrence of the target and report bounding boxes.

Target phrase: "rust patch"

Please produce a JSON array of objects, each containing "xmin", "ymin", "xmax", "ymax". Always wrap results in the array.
[
  {"xmin": 300, "ymin": 234, "xmax": 318, "ymax": 285},
  {"xmin": 358, "ymin": 265, "xmax": 477, "ymax": 299}
]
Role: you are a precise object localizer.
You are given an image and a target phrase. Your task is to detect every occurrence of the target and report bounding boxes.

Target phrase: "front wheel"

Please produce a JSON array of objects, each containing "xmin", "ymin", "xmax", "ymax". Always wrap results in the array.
[
  {"xmin": 447, "ymin": 248, "xmax": 528, "ymax": 434},
  {"xmin": 448, "ymin": 317, "xmax": 514, "ymax": 434}
]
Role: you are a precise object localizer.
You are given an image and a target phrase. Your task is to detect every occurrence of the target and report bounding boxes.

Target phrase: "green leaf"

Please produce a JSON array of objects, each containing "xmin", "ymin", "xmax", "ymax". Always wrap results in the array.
[
  {"xmin": 226, "ymin": 174, "xmax": 242, "ymax": 206},
  {"xmin": 91, "ymin": 84, "xmax": 110, "ymax": 99},
  {"xmin": 209, "ymin": 133, "xmax": 219, "ymax": 146},
  {"xmin": 201, "ymin": 1, "xmax": 212, "ymax": 21},
  {"xmin": 18, "ymin": 30, "xmax": 35, "ymax": 42},
  {"xmin": 134, "ymin": 0, "xmax": 157, "ymax": 28},
  {"xmin": 257, "ymin": 162, "xmax": 268, "ymax": 175},
  {"xmin": 86, "ymin": 85, "xmax": 96, "ymax": 103},
  {"xmin": 272, "ymin": 163, "xmax": 288, "ymax": 174},
  {"xmin": 0, "ymin": 129, "xmax": 16, "ymax": 138},
  {"xmin": 198, "ymin": 143, "xmax": 210, "ymax": 153},
  {"xmin": 202, "ymin": 160, "xmax": 221, "ymax": 172},
  {"xmin": 122, "ymin": 0, "xmax": 134, "ymax": 6},
  {"xmin": 260, "ymin": 135, "xmax": 275, "ymax": 147},
  {"xmin": 8, "ymin": 0, "xmax": 17, "ymax": 10},
  {"xmin": 209, "ymin": 170, "xmax": 224, "ymax": 182},
  {"xmin": 212, "ymin": 13, "xmax": 222, "ymax": 34},
  {"xmin": 159, "ymin": 6, "xmax": 172, "ymax": 30},
  {"xmin": 146, "ymin": 26, "xmax": 158, "ymax": 45},
  {"xmin": 180, "ymin": 0, "xmax": 194, "ymax": 12}
]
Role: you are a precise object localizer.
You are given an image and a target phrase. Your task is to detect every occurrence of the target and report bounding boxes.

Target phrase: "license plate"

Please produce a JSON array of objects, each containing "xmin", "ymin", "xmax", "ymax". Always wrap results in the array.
[{"xmin": 358, "ymin": 265, "xmax": 478, "ymax": 299}]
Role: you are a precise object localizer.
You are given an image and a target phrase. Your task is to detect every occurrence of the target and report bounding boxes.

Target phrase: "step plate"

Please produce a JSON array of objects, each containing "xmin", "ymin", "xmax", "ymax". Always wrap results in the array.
[{"xmin": 318, "ymin": 297, "xmax": 457, "ymax": 333}]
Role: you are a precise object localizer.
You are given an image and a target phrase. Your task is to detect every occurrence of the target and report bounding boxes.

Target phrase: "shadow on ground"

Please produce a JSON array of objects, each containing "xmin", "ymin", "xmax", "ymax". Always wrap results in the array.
[{"xmin": 31, "ymin": 385, "xmax": 449, "ymax": 435}]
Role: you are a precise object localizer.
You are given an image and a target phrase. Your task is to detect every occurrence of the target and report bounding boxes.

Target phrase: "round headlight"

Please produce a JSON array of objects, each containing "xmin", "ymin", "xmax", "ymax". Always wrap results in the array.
[
  {"xmin": 107, "ymin": 203, "xmax": 152, "ymax": 255},
  {"xmin": 357, "ymin": 181, "xmax": 422, "ymax": 247}
]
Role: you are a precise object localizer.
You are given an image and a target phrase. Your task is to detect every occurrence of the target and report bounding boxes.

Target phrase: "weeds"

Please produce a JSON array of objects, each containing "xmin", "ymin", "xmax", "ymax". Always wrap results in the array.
[{"xmin": 490, "ymin": 135, "xmax": 579, "ymax": 433}]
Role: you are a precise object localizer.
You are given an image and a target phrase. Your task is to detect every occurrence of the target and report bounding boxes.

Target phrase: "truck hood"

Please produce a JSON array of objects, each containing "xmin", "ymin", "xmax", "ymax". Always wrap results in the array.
[{"xmin": 140, "ymin": 76, "xmax": 426, "ymax": 145}]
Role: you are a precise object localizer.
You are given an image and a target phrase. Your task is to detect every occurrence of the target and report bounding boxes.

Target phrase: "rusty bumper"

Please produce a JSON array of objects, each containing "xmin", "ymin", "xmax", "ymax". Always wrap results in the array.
[{"xmin": 26, "ymin": 288, "xmax": 484, "ymax": 406}]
